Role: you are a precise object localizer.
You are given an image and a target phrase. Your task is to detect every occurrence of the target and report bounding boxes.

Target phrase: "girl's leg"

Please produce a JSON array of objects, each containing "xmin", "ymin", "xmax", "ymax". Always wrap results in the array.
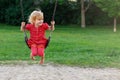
[
  {"xmin": 38, "ymin": 45, "xmax": 45, "ymax": 64},
  {"xmin": 30, "ymin": 52, "xmax": 35, "ymax": 60},
  {"xmin": 30, "ymin": 44, "xmax": 37, "ymax": 60},
  {"xmin": 40, "ymin": 56, "xmax": 44, "ymax": 64}
]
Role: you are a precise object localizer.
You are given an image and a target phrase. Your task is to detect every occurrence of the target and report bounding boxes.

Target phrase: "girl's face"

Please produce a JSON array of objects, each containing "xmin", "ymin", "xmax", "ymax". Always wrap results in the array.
[{"xmin": 35, "ymin": 17, "xmax": 43, "ymax": 26}]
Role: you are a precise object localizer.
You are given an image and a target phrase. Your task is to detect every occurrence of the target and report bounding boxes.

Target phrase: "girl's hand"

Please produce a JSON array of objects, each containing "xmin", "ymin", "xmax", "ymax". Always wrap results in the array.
[
  {"xmin": 50, "ymin": 21, "xmax": 55, "ymax": 31},
  {"xmin": 51, "ymin": 21, "xmax": 55, "ymax": 26},
  {"xmin": 21, "ymin": 22, "xmax": 26, "ymax": 27},
  {"xmin": 20, "ymin": 22, "xmax": 26, "ymax": 31}
]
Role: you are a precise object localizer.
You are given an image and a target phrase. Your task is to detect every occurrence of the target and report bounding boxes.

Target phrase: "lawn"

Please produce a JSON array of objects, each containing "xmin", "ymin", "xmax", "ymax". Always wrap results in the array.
[{"xmin": 0, "ymin": 24, "xmax": 120, "ymax": 68}]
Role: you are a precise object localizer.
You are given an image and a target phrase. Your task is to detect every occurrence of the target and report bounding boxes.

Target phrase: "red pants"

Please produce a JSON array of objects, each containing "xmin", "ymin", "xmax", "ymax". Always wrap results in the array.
[{"xmin": 31, "ymin": 44, "xmax": 45, "ymax": 57}]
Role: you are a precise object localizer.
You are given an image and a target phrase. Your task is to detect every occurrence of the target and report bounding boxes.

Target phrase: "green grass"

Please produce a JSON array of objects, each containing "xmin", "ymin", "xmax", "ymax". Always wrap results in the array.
[{"xmin": 0, "ymin": 24, "xmax": 120, "ymax": 68}]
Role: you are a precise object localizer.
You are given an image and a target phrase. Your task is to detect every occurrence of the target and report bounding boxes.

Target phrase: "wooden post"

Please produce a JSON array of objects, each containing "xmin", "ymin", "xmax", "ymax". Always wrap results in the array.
[{"xmin": 113, "ymin": 17, "xmax": 116, "ymax": 32}]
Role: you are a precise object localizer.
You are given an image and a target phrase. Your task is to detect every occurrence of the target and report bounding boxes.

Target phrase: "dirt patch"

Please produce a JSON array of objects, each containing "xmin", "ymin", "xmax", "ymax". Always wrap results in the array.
[{"xmin": 0, "ymin": 63, "xmax": 120, "ymax": 80}]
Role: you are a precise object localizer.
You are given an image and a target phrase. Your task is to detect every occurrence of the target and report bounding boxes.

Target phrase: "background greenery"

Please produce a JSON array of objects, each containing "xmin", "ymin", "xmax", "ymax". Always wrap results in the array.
[
  {"xmin": 0, "ymin": 0, "xmax": 120, "ymax": 68},
  {"xmin": 0, "ymin": 24, "xmax": 120, "ymax": 68},
  {"xmin": 0, "ymin": 0, "xmax": 114, "ymax": 25}
]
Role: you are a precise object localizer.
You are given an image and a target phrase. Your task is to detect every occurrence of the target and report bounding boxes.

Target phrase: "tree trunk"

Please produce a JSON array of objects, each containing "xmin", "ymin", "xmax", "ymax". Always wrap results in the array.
[
  {"xmin": 113, "ymin": 17, "xmax": 117, "ymax": 32},
  {"xmin": 81, "ymin": 0, "xmax": 86, "ymax": 28}
]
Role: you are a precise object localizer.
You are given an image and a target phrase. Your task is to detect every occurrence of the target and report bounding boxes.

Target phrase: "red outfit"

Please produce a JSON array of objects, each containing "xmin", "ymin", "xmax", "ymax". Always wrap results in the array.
[
  {"xmin": 25, "ymin": 23, "xmax": 49, "ymax": 56},
  {"xmin": 31, "ymin": 44, "xmax": 44, "ymax": 57}
]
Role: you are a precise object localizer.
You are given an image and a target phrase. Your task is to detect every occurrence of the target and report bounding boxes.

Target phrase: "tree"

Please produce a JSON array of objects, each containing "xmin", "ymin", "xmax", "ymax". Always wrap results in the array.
[
  {"xmin": 80, "ymin": 0, "xmax": 92, "ymax": 28},
  {"xmin": 94, "ymin": 0, "xmax": 120, "ymax": 32}
]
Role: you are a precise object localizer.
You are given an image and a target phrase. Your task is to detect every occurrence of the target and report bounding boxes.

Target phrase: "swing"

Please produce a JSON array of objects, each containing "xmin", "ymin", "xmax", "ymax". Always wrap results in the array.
[{"xmin": 20, "ymin": 0, "xmax": 57, "ymax": 49}]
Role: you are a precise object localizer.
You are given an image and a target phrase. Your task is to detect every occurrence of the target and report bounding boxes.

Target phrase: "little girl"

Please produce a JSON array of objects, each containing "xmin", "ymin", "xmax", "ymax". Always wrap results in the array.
[{"xmin": 20, "ymin": 10, "xmax": 55, "ymax": 64}]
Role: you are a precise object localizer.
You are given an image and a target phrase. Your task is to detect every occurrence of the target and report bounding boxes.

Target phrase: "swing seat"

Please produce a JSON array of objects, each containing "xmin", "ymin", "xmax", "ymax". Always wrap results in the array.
[
  {"xmin": 25, "ymin": 36, "xmax": 51, "ymax": 49},
  {"xmin": 25, "ymin": 36, "xmax": 31, "ymax": 49},
  {"xmin": 45, "ymin": 36, "xmax": 51, "ymax": 49}
]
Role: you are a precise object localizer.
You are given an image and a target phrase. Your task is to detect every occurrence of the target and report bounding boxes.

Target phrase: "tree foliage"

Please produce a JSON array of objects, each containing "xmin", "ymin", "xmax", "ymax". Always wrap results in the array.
[
  {"xmin": 0, "ymin": 0, "xmax": 117, "ymax": 26},
  {"xmin": 94, "ymin": 0, "xmax": 120, "ymax": 18}
]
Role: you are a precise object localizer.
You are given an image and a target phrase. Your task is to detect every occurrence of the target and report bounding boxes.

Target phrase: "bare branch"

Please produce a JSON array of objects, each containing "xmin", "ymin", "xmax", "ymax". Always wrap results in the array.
[{"xmin": 85, "ymin": 0, "xmax": 92, "ymax": 12}]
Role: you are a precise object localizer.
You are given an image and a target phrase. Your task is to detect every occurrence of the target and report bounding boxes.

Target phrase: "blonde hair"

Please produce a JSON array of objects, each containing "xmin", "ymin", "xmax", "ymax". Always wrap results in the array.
[{"xmin": 28, "ymin": 10, "xmax": 44, "ymax": 24}]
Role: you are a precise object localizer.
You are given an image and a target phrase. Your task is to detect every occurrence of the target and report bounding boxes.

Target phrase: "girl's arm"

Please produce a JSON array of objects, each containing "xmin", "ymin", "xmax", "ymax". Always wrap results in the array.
[
  {"xmin": 48, "ymin": 21, "xmax": 55, "ymax": 31},
  {"xmin": 20, "ymin": 22, "xmax": 26, "ymax": 31}
]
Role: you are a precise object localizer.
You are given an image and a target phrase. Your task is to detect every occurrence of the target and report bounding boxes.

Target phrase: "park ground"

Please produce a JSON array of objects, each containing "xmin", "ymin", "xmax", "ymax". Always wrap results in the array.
[{"xmin": 0, "ymin": 24, "xmax": 120, "ymax": 80}]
